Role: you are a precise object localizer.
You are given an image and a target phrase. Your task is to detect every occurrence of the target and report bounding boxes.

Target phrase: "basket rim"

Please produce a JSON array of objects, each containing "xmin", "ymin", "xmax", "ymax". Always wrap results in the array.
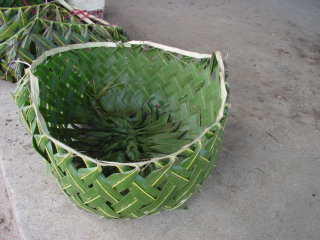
[{"xmin": 25, "ymin": 41, "xmax": 228, "ymax": 168}]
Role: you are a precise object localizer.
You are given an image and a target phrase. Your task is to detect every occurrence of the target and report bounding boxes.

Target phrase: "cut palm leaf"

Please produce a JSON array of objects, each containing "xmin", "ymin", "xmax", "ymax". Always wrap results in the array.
[
  {"xmin": 0, "ymin": 0, "xmax": 48, "ymax": 7},
  {"xmin": 0, "ymin": 1, "xmax": 127, "ymax": 81},
  {"xmin": 0, "ymin": 1, "xmax": 83, "ymax": 43}
]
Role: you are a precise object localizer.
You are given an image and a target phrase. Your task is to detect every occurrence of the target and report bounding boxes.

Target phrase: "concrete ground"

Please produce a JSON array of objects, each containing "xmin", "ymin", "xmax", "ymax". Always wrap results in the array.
[
  {"xmin": 1, "ymin": 0, "xmax": 320, "ymax": 239},
  {"xmin": 0, "ymin": 169, "xmax": 20, "ymax": 239}
]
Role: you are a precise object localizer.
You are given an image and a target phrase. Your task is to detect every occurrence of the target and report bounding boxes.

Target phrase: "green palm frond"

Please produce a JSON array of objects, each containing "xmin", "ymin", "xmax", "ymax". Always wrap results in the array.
[
  {"xmin": 0, "ymin": 0, "xmax": 127, "ymax": 81},
  {"xmin": 0, "ymin": 18, "xmax": 126, "ymax": 80},
  {"xmin": 0, "ymin": 1, "xmax": 81, "ymax": 42},
  {"xmin": 14, "ymin": 42, "xmax": 229, "ymax": 218},
  {"xmin": 0, "ymin": 0, "xmax": 45, "ymax": 7}
]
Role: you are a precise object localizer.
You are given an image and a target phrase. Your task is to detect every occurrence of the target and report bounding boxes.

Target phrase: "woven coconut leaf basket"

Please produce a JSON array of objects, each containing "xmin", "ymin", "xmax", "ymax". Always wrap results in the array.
[
  {"xmin": 14, "ymin": 41, "xmax": 229, "ymax": 219},
  {"xmin": 0, "ymin": 0, "xmax": 127, "ymax": 81}
]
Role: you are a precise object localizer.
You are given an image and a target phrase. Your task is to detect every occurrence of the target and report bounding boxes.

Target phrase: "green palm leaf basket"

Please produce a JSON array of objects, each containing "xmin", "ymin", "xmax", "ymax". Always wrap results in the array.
[
  {"xmin": 14, "ymin": 41, "xmax": 229, "ymax": 219},
  {"xmin": 0, "ymin": 0, "xmax": 127, "ymax": 81}
]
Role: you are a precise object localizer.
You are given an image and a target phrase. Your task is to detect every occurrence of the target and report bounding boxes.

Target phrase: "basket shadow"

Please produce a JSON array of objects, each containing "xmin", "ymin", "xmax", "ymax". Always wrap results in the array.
[{"xmin": 182, "ymin": 111, "xmax": 253, "ymax": 209}]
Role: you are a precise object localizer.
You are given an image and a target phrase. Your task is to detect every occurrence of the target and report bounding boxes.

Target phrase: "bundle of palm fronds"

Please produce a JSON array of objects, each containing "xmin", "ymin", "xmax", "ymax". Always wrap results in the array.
[
  {"xmin": 14, "ymin": 41, "xmax": 229, "ymax": 218},
  {"xmin": 0, "ymin": 0, "xmax": 46, "ymax": 7},
  {"xmin": 0, "ymin": 0, "xmax": 127, "ymax": 81}
]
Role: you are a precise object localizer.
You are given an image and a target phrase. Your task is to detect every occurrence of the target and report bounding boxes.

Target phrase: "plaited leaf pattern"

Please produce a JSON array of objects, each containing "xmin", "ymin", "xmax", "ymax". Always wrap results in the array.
[
  {"xmin": 14, "ymin": 42, "xmax": 229, "ymax": 218},
  {"xmin": 0, "ymin": 0, "xmax": 127, "ymax": 81}
]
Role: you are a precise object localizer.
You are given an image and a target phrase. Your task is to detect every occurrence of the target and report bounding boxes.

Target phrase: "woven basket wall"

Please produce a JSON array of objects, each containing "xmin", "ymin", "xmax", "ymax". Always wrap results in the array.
[{"xmin": 14, "ymin": 41, "xmax": 229, "ymax": 219}]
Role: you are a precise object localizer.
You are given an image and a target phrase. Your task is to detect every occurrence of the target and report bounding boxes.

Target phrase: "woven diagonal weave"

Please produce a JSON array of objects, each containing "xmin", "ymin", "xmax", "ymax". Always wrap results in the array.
[
  {"xmin": 0, "ymin": 0, "xmax": 127, "ymax": 81},
  {"xmin": 0, "ymin": 1, "xmax": 80, "ymax": 42},
  {"xmin": 14, "ymin": 41, "xmax": 230, "ymax": 219}
]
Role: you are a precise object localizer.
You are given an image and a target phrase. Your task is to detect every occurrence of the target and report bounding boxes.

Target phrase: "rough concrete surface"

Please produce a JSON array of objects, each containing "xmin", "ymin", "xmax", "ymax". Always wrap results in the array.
[
  {"xmin": 0, "ymin": 168, "xmax": 20, "ymax": 240},
  {"xmin": 1, "ymin": 0, "xmax": 320, "ymax": 239}
]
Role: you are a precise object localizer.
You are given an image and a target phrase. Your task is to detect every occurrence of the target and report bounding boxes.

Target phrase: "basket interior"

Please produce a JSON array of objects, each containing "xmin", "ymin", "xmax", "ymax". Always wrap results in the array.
[{"xmin": 33, "ymin": 46, "xmax": 223, "ymax": 163}]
